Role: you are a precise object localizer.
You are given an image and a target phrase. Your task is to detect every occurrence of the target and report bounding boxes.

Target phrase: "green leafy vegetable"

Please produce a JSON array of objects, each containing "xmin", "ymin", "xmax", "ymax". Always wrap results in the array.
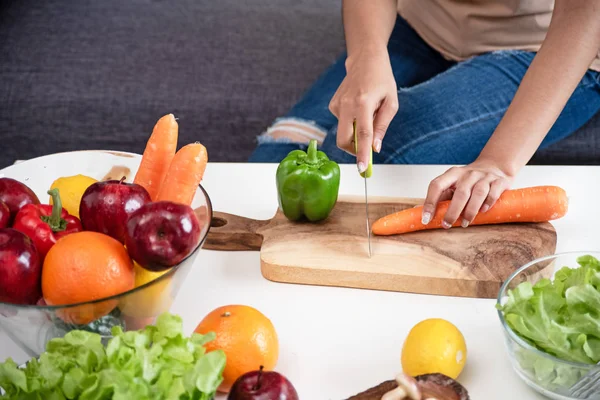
[
  {"xmin": 512, "ymin": 346, "xmax": 589, "ymax": 391},
  {"xmin": 498, "ymin": 255, "xmax": 600, "ymax": 390},
  {"xmin": 0, "ymin": 313, "xmax": 226, "ymax": 399}
]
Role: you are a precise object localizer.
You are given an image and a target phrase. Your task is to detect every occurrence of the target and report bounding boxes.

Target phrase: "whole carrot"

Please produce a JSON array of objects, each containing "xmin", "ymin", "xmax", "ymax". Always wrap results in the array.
[
  {"xmin": 133, "ymin": 114, "xmax": 179, "ymax": 200},
  {"xmin": 156, "ymin": 142, "xmax": 208, "ymax": 206},
  {"xmin": 372, "ymin": 185, "xmax": 568, "ymax": 236}
]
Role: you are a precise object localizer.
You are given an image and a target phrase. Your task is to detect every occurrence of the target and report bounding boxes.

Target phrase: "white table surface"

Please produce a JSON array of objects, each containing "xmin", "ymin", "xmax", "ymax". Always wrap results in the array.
[{"xmin": 1, "ymin": 162, "xmax": 598, "ymax": 400}]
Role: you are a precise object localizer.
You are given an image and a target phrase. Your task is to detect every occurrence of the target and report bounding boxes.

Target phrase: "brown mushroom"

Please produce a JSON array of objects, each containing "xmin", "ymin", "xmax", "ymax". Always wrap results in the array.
[
  {"xmin": 346, "ymin": 373, "xmax": 469, "ymax": 400},
  {"xmin": 416, "ymin": 374, "xmax": 469, "ymax": 400},
  {"xmin": 380, "ymin": 373, "xmax": 420, "ymax": 400}
]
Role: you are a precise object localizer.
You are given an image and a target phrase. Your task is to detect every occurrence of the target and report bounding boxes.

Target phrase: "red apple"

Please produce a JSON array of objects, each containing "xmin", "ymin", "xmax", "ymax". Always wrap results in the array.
[
  {"xmin": 0, "ymin": 228, "xmax": 42, "ymax": 305},
  {"xmin": 79, "ymin": 178, "xmax": 151, "ymax": 243},
  {"xmin": 124, "ymin": 201, "xmax": 202, "ymax": 271},
  {"xmin": 0, "ymin": 178, "xmax": 40, "ymax": 225},
  {"xmin": 228, "ymin": 367, "xmax": 299, "ymax": 400},
  {"xmin": 0, "ymin": 201, "xmax": 10, "ymax": 228}
]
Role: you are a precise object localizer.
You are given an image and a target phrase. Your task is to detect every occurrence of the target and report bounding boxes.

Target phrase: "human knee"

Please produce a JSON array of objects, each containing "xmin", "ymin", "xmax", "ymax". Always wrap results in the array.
[{"xmin": 257, "ymin": 117, "xmax": 328, "ymax": 146}]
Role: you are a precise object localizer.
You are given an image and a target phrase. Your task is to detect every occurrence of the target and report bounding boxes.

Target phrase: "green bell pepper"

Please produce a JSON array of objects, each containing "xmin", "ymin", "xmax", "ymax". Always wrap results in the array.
[{"xmin": 276, "ymin": 139, "xmax": 341, "ymax": 222}]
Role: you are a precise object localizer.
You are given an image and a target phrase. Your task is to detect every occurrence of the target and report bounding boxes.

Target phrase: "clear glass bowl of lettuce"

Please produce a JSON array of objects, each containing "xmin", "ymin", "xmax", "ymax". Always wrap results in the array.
[{"xmin": 497, "ymin": 252, "xmax": 600, "ymax": 400}]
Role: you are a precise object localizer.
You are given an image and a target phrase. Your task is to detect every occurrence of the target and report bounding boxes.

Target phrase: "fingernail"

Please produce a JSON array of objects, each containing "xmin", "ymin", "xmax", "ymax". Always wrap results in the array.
[
  {"xmin": 481, "ymin": 204, "xmax": 490, "ymax": 213},
  {"xmin": 461, "ymin": 219, "xmax": 469, "ymax": 228},
  {"xmin": 442, "ymin": 220, "xmax": 452, "ymax": 229},
  {"xmin": 374, "ymin": 139, "xmax": 382, "ymax": 153},
  {"xmin": 358, "ymin": 162, "xmax": 367, "ymax": 173},
  {"xmin": 421, "ymin": 212, "xmax": 431, "ymax": 225}
]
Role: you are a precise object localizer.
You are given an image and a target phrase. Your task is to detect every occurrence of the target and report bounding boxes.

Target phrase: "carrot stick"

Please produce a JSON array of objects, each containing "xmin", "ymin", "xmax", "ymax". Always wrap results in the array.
[
  {"xmin": 156, "ymin": 142, "xmax": 208, "ymax": 206},
  {"xmin": 133, "ymin": 114, "xmax": 179, "ymax": 200},
  {"xmin": 372, "ymin": 186, "xmax": 568, "ymax": 236}
]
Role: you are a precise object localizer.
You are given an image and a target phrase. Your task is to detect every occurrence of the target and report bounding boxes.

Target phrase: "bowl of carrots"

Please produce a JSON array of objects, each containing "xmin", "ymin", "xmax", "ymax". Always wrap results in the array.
[{"xmin": 0, "ymin": 114, "xmax": 213, "ymax": 358}]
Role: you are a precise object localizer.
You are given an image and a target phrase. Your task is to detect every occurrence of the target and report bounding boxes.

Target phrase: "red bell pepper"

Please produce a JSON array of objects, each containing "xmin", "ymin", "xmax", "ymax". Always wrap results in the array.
[{"xmin": 13, "ymin": 188, "xmax": 83, "ymax": 260}]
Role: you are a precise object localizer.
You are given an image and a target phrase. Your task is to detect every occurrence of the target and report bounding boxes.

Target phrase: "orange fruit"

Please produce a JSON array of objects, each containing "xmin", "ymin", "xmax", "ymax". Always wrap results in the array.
[
  {"xmin": 42, "ymin": 231, "xmax": 135, "ymax": 325},
  {"xmin": 194, "ymin": 305, "xmax": 279, "ymax": 393}
]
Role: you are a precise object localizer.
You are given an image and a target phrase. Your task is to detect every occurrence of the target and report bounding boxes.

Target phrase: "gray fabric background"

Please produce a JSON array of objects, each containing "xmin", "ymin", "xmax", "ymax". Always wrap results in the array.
[{"xmin": 1, "ymin": 0, "xmax": 598, "ymax": 169}]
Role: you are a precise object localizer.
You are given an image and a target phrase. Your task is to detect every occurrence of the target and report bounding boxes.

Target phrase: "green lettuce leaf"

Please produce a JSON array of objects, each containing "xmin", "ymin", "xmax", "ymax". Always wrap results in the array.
[{"xmin": 0, "ymin": 312, "xmax": 226, "ymax": 399}]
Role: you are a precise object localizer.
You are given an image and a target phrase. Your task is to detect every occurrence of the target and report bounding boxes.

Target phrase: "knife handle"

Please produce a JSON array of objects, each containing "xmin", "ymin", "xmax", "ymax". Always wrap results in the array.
[{"xmin": 353, "ymin": 121, "xmax": 373, "ymax": 178}]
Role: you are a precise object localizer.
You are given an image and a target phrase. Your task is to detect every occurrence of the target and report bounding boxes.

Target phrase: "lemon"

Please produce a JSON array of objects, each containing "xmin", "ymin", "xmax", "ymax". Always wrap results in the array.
[
  {"xmin": 119, "ymin": 262, "xmax": 173, "ymax": 318},
  {"xmin": 49, "ymin": 174, "xmax": 98, "ymax": 218},
  {"xmin": 401, "ymin": 318, "xmax": 467, "ymax": 379}
]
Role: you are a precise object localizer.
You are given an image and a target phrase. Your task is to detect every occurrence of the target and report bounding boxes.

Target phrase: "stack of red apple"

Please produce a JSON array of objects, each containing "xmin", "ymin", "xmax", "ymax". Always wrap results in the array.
[
  {"xmin": 80, "ymin": 177, "xmax": 203, "ymax": 272},
  {"xmin": 0, "ymin": 177, "xmax": 45, "ymax": 305},
  {"xmin": 0, "ymin": 175, "xmax": 203, "ymax": 307}
]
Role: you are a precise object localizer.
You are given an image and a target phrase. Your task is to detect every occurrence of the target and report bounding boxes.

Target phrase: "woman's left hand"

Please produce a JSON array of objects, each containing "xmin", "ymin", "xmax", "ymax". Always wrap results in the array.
[{"xmin": 421, "ymin": 160, "xmax": 514, "ymax": 229}]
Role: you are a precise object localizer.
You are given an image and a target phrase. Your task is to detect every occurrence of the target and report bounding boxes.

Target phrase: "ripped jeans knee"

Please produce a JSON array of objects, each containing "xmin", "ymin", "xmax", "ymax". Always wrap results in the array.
[
  {"xmin": 256, "ymin": 117, "xmax": 328, "ymax": 146},
  {"xmin": 249, "ymin": 117, "xmax": 357, "ymax": 164}
]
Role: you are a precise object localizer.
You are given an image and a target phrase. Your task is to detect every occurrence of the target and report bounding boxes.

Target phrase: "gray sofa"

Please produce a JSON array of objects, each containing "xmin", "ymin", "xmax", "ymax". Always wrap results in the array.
[{"xmin": 1, "ymin": 0, "xmax": 599, "ymax": 169}]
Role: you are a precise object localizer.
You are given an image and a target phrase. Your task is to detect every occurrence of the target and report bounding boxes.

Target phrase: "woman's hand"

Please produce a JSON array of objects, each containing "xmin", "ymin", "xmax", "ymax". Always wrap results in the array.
[
  {"xmin": 419, "ymin": 0, "xmax": 600, "ymax": 229},
  {"xmin": 422, "ymin": 160, "xmax": 514, "ymax": 228},
  {"xmin": 328, "ymin": 49, "xmax": 399, "ymax": 173}
]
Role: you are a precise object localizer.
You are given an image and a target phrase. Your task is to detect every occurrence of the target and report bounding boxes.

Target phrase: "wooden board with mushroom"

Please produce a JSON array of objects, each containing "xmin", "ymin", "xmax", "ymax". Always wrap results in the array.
[{"xmin": 346, "ymin": 373, "xmax": 470, "ymax": 400}]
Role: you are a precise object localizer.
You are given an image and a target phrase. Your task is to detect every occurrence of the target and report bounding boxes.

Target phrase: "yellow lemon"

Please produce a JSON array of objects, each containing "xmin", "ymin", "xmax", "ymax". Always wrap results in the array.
[
  {"xmin": 49, "ymin": 174, "xmax": 98, "ymax": 218},
  {"xmin": 401, "ymin": 318, "xmax": 467, "ymax": 379},
  {"xmin": 119, "ymin": 262, "xmax": 173, "ymax": 318}
]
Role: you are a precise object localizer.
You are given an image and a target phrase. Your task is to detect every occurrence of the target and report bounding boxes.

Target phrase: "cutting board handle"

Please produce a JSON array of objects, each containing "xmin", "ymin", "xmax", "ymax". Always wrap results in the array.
[{"xmin": 203, "ymin": 211, "xmax": 267, "ymax": 251}]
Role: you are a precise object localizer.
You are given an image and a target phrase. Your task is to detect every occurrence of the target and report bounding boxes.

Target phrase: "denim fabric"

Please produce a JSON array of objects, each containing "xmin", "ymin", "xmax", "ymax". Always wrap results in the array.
[{"xmin": 248, "ymin": 16, "xmax": 600, "ymax": 164}]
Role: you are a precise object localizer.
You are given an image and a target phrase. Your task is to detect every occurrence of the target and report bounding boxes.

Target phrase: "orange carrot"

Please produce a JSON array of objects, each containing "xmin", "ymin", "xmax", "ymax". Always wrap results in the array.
[
  {"xmin": 156, "ymin": 142, "xmax": 208, "ymax": 206},
  {"xmin": 133, "ymin": 114, "xmax": 179, "ymax": 200},
  {"xmin": 372, "ymin": 186, "xmax": 568, "ymax": 236}
]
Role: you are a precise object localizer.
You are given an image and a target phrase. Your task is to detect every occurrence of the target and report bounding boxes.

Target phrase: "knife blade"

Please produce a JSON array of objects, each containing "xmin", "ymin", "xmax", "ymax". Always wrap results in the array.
[{"xmin": 353, "ymin": 121, "xmax": 373, "ymax": 258}]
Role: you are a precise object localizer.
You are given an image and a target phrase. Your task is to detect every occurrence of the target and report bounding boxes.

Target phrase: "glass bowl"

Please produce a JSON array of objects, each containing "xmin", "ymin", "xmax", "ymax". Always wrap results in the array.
[
  {"xmin": 497, "ymin": 251, "xmax": 600, "ymax": 400},
  {"xmin": 0, "ymin": 150, "xmax": 212, "ymax": 358}
]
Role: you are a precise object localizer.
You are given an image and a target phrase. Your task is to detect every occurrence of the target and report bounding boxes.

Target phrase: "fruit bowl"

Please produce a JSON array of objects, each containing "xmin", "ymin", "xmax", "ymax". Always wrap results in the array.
[
  {"xmin": 497, "ymin": 251, "xmax": 600, "ymax": 400},
  {"xmin": 0, "ymin": 150, "xmax": 212, "ymax": 358}
]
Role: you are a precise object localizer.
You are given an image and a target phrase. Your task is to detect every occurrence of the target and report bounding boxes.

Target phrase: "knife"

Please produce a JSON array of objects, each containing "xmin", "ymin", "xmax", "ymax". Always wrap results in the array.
[{"xmin": 353, "ymin": 121, "xmax": 373, "ymax": 258}]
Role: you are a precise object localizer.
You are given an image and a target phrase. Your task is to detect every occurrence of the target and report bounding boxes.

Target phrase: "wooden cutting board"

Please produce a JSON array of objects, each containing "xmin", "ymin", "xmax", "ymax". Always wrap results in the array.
[{"xmin": 202, "ymin": 195, "xmax": 557, "ymax": 298}]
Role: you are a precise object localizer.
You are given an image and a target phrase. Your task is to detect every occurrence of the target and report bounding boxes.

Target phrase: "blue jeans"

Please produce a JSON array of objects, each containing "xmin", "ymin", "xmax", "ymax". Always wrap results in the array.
[{"xmin": 249, "ymin": 16, "xmax": 600, "ymax": 164}]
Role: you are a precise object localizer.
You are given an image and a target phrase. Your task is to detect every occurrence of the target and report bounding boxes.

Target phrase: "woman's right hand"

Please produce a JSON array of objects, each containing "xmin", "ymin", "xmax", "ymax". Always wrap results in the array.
[{"xmin": 328, "ymin": 48, "xmax": 399, "ymax": 172}]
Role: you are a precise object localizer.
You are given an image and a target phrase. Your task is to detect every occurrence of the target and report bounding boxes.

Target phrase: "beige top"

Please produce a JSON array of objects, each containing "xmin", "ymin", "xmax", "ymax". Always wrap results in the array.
[{"xmin": 397, "ymin": 0, "xmax": 600, "ymax": 72}]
